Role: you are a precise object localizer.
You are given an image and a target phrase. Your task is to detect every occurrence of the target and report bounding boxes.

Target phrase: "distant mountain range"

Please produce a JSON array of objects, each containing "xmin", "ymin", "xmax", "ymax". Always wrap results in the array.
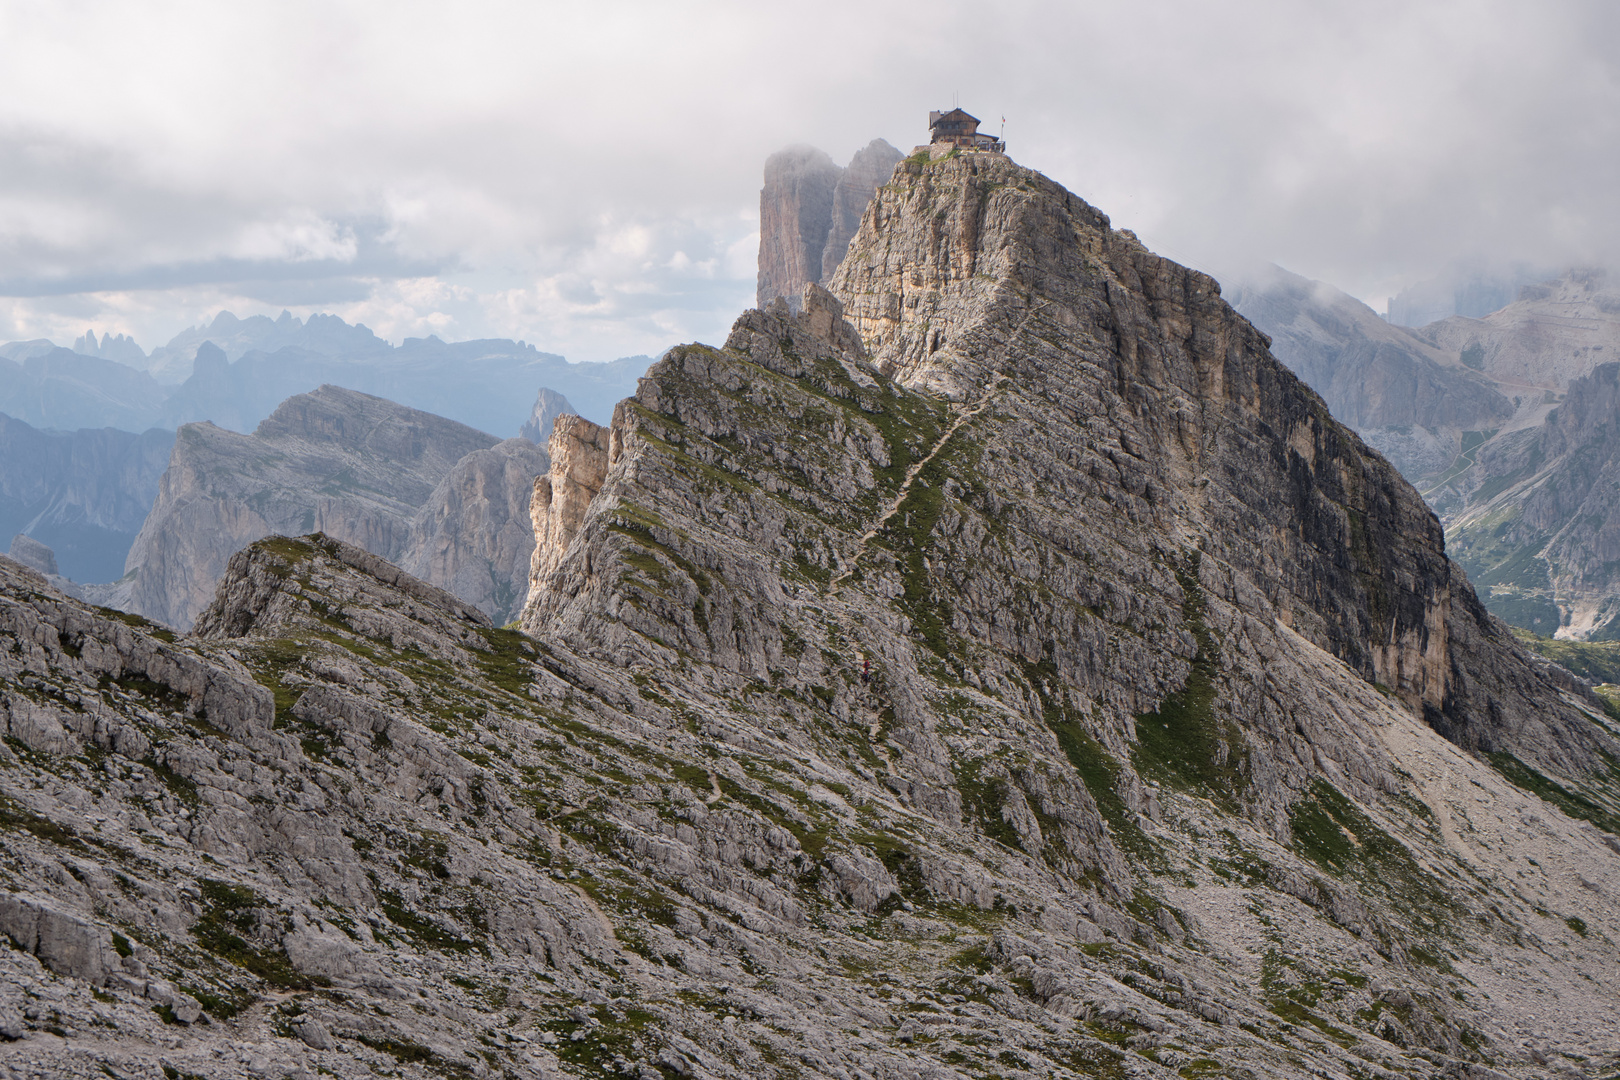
[
  {"xmin": 0, "ymin": 310, "xmax": 651, "ymax": 436},
  {"xmin": 0, "ymin": 312, "xmax": 647, "ymax": 596},
  {"xmin": 0, "ymin": 415, "xmax": 173, "ymax": 582},
  {"xmin": 1235, "ymin": 264, "xmax": 1620, "ymax": 640}
]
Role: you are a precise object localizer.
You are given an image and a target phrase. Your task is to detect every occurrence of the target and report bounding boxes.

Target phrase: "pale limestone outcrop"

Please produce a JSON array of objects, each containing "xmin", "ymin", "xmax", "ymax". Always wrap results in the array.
[
  {"xmin": 122, "ymin": 385, "xmax": 548, "ymax": 629},
  {"xmin": 522, "ymin": 414, "xmax": 611, "ymax": 612},
  {"xmin": 0, "ymin": 893, "xmax": 117, "ymax": 984},
  {"xmin": 7, "ymin": 534, "xmax": 57, "ymax": 576},
  {"xmin": 1229, "ymin": 264, "xmax": 1514, "ymax": 480},
  {"xmin": 124, "ymin": 386, "xmax": 496, "ymax": 629}
]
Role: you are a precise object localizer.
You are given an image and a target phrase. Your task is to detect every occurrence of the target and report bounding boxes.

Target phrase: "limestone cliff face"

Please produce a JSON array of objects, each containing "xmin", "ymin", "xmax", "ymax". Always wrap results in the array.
[
  {"xmin": 822, "ymin": 153, "xmax": 1603, "ymax": 767},
  {"xmin": 124, "ymin": 386, "xmax": 501, "ymax": 629},
  {"xmin": 1447, "ymin": 362, "xmax": 1620, "ymax": 638},
  {"xmin": 0, "ymin": 413, "xmax": 174, "ymax": 583},
  {"xmin": 820, "ymin": 139, "xmax": 906, "ymax": 284},
  {"xmin": 756, "ymin": 146, "xmax": 843, "ymax": 312},
  {"xmin": 524, "ymin": 414, "xmax": 611, "ymax": 605},
  {"xmin": 510, "ymin": 220, "xmax": 1620, "ymax": 1070},
  {"xmin": 1229, "ymin": 265, "xmax": 1514, "ymax": 479},
  {"xmin": 1418, "ymin": 268, "xmax": 1620, "ymax": 393},
  {"xmin": 756, "ymin": 140, "xmax": 902, "ymax": 311},
  {"xmin": 398, "ymin": 438, "xmax": 550, "ymax": 624}
]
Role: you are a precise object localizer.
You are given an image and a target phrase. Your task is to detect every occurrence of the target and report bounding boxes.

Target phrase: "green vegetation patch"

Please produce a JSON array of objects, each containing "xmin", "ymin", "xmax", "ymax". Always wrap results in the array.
[
  {"xmin": 1131, "ymin": 555, "xmax": 1249, "ymax": 809},
  {"xmin": 95, "ymin": 605, "xmax": 177, "ymax": 643},
  {"xmin": 0, "ymin": 796, "xmax": 90, "ymax": 853},
  {"xmin": 876, "ymin": 460, "xmax": 954, "ymax": 660},
  {"xmin": 375, "ymin": 886, "xmax": 484, "ymax": 954},
  {"xmin": 357, "ymin": 1034, "xmax": 435, "ymax": 1064},
  {"xmin": 1513, "ymin": 629, "xmax": 1620, "ymax": 689},
  {"xmin": 1260, "ymin": 949, "xmax": 1362, "ymax": 1046},
  {"xmin": 470, "ymin": 625, "xmax": 539, "ymax": 697},
  {"xmin": 1488, "ymin": 751, "xmax": 1620, "ymax": 835},
  {"xmin": 192, "ymin": 879, "xmax": 320, "ymax": 989},
  {"xmin": 1288, "ymin": 780, "xmax": 1458, "ymax": 939},
  {"xmin": 1042, "ymin": 702, "xmax": 1159, "ymax": 863},
  {"xmin": 952, "ymin": 758, "xmax": 1023, "ymax": 851}
]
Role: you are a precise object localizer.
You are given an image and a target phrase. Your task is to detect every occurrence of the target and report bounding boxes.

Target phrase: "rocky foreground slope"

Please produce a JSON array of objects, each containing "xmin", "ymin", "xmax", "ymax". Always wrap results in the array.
[{"xmin": 0, "ymin": 152, "xmax": 1619, "ymax": 1080}]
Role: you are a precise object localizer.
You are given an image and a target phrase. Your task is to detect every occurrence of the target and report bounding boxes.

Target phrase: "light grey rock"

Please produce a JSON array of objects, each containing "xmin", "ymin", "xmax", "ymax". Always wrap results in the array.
[
  {"xmin": 295, "ymin": 1017, "xmax": 334, "ymax": 1050},
  {"xmin": 757, "ymin": 140, "xmax": 905, "ymax": 313},
  {"xmin": 3, "ymin": 152, "xmax": 1620, "ymax": 1080},
  {"xmin": 519, "ymin": 387, "xmax": 575, "ymax": 446},
  {"xmin": 0, "ymin": 893, "xmax": 114, "ymax": 984},
  {"xmin": 123, "ymin": 385, "xmax": 499, "ymax": 629},
  {"xmin": 1229, "ymin": 264, "xmax": 1514, "ymax": 479},
  {"xmin": 756, "ymin": 145, "xmax": 843, "ymax": 312},
  {"xmin": 398, "ymin": 438, "xmax": 549, "ymax": 625},
  {"xmin": 8, "ymin": 534, "xmax": 57, "ymax": 576},
  {"xmin": 820, "ymin": 139, "xmax": 905, "ymax": 285}
]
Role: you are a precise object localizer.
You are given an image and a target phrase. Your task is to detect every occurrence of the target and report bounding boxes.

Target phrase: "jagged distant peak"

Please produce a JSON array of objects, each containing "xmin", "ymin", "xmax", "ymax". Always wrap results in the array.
[{"xmin": 70, "ymin": 327, "xmax": 146, "ymax": 363}]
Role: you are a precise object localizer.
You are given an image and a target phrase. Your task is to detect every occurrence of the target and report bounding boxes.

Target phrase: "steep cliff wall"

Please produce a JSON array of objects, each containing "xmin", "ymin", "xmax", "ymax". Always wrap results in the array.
[
  {"xmin": 514, "ymin": 240, "xmax": 1620, "ymax": 1074},
  {"xmin": 517, "ymin": 386, "xmax": 575, "ymax": 445},
  {"xmin": 756, "ymin": 140, "xmax": 902, "ymax": 311},
  {"xmin": 756, "ymin": 146, "xmax": 843, "ymax": 311},
  {"xmin": 398, "ymin": 437, "xmax": 551, "ymax": 624},
  {"xmin": 1229, "ymin": 265, "xmax": 1514, "ymax": 479},
  {"xmin": 820, "ymin": 139, "xmax": 906, "ymax": 284},
  {"xmin": 1447, "ymin": 362, "xmax": 1620, "ymax": 638},
  {"xmin": 124, "ymin": 386, "xmax": 501, "ymax": 628}
]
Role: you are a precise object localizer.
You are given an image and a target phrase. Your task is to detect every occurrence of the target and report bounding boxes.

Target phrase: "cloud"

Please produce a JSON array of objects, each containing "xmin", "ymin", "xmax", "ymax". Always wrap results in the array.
[{"xmin": 1, "ymin": 0, "xmax": 1617, "ymax": 355}]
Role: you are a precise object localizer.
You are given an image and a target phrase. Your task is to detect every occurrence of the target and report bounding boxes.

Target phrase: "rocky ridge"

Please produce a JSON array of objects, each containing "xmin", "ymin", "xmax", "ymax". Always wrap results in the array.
[{"xmin": 0, "ymin": 152, "xmax": 1618, "ymax": 1080}]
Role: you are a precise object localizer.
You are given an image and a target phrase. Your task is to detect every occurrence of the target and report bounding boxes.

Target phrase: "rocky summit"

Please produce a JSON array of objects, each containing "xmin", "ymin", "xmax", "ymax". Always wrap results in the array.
[{"xmin": 1, "ymin": 151, "xmax": 1619, "ymax": 1080}]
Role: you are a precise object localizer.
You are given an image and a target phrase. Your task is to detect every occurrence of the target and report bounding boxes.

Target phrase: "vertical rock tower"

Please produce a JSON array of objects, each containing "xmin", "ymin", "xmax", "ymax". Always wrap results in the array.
[{"xmin": 756, "ymin": 139, "xmax": 904, "ymax": 311}]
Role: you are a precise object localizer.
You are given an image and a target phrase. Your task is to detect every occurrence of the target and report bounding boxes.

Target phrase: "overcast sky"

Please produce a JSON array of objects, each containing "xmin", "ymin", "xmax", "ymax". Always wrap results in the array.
[{"xmin": 2, "ymin": 0, "xmax": 1616, "ymax": 362}]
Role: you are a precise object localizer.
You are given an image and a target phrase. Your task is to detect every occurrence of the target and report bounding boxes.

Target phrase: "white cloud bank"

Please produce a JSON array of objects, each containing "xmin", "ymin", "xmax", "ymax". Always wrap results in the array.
[{"xmin": 1, "ymin": 0, "xmax": 1616, "ymax": 358}]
